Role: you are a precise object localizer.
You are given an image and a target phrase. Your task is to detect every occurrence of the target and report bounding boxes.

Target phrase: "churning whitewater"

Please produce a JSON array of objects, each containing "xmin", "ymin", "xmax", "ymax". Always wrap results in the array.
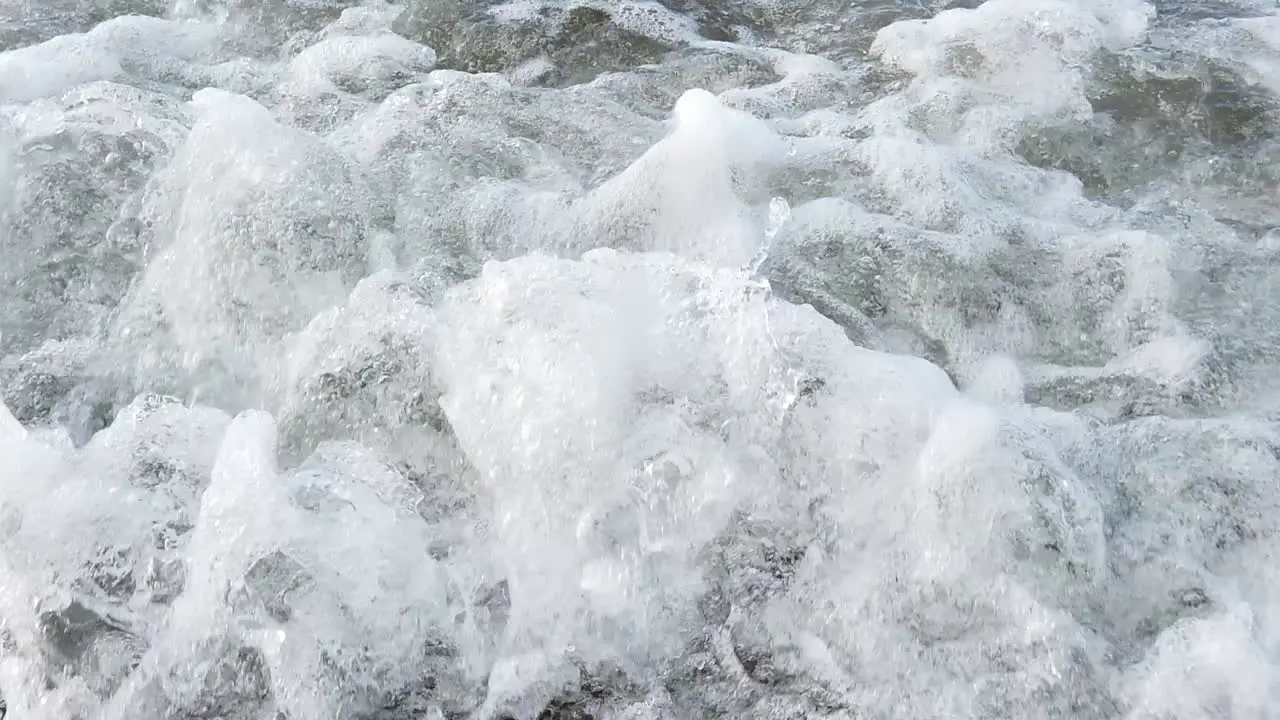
[{"xmin": 2, "ymin": 0, "xmax": 1280, "ymax": 717}]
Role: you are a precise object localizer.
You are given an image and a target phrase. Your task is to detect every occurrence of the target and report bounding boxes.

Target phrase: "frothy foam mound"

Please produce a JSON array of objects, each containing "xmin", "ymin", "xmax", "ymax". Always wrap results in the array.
[
  {"xmin": 566, "ymin": 88, "xmax": 786, "ymax": 265},
  {"xmin": 0, "ymin": 16, "xmax": 220, "ymax": 103},
  {"xmin": 2, "ymin": 0, "xmax": 1280, "ymax": 717}
]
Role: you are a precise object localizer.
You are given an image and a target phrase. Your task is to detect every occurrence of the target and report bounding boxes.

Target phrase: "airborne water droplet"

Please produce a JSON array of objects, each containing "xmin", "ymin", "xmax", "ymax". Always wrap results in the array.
[{"xmin": 750, "ymin": 196, "xmax": 791, "ymax": 276}]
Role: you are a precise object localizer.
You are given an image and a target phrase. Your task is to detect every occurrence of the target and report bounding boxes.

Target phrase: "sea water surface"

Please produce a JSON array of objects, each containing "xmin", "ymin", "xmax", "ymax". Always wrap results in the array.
[{"xmin": 2, "ymin": 0, "xmax": 1280, "ymax": 717}]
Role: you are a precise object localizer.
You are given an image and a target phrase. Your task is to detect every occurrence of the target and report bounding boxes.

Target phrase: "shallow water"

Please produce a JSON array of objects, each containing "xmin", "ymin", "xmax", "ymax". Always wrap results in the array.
[{"xmin": 1, "ymin": 0, "xmax": 1280, "ymax": 718}]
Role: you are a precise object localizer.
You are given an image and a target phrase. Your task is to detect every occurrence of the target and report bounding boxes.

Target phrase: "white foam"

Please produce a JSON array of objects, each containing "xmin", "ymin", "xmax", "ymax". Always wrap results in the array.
[
  {"xmin": 1, "ymin": 0, "xmax": 1279, "ymax": 716},
  {"xmin": 0, "ymin": 401, "xmax": 22, "ymax": 439},
  {"xmin": 0, "ymin": 16, "xmax": 220, "ymax": 104},
  {"xmin": 492, "ymin": 0, "xmax": 702, "ymax": 44},
  {"xmin": 285, "ymin": 32, "xmax": 437, "ymax": 97},
  {"xmin": 566, "ymin": 88, "xmax": 786, "ymax": 265},
  {"xmin": 867, "ymin": 0, "xmax": 1153, "ymax": 149},
  {"xmin": 433, "ymin": 249, "xmax": 958, "ymax": 672},
  {"xmin": 318, "ymin": 4, "xmax": 405, "ymax": 38},
  {"xmin": 1122, "ymin": 606, "xmax": 1273, "ymax": 719},
  {"xmin": 110, "ymin": 88, "xmax": 369, "ymax": 402},
  {"xmin": 967, "ymin": 353, "xmax": 1026, "ymax": 404}
]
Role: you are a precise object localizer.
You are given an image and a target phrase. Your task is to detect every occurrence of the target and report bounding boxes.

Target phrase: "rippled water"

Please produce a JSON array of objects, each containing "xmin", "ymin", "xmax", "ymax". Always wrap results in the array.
[{"xmin": 2, "ymin": 0, "xmax": 1280, "ymax": 717}]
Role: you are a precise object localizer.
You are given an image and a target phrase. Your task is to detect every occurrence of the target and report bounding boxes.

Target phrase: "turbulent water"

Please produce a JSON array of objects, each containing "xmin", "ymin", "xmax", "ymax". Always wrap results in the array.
[{"xmin": 2, "ymin": 0, "xmax": 1280, "ymax": 717}]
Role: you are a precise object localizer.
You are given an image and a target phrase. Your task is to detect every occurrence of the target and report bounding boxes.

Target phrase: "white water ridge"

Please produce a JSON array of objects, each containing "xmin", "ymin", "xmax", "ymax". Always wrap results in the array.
[{"xmin": 2, "ymin": 0, "xmax": 1280, "ymax": 718}]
